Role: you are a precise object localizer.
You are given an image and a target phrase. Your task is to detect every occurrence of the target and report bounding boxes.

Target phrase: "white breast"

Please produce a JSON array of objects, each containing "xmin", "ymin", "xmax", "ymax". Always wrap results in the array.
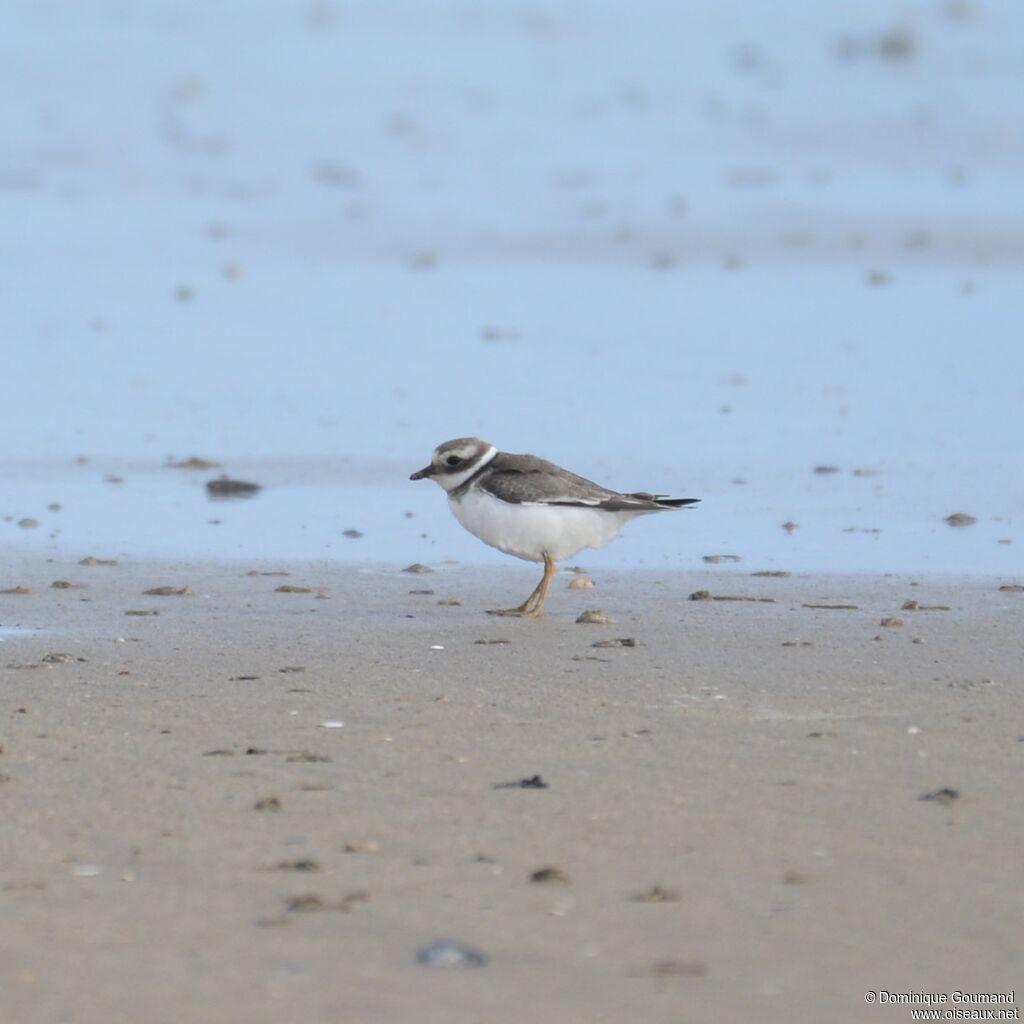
[{"xmin": 449, "ymin": 488, "xmax": 636, "ymax": 563}]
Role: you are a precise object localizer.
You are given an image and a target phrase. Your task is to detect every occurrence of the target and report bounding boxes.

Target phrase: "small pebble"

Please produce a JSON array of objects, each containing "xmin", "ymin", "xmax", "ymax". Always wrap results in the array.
[
  {"xmin": 576, "ymin": 609, "xmax": 613, "ymax": 624},
  {"xmin": 568, "ymin": 577, "xmax": 594, "ymax": 589},
  {"xmin": 530, "ymin": 866, "xmax": 570, "ymax": 884},
  {"xmin": 945, "ymin": 512, "xmax": 976, "ymax": 527},
  {"xmin": 417, "ymin": 940, "xmax": 487, "ymax": 968},
  {"xmin": 206, "ymin": 477, "xmax": 262, "ymax": 497},
  {"xmin": 919, "ymin": 787, "xmax": 959, "ymax": 805},
  {"xmin": 630, "ymin": 884, "xmax": 680, "ymax": 903},
  {"xmin": 493, "ymin": 774, "xmax": 548, "ymax": 790}
]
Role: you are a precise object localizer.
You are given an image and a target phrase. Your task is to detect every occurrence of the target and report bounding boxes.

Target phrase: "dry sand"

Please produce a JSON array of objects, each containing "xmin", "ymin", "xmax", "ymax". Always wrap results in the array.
[{"xmin": 1, "ymin": 556, "xmax": 1021, "ymax": 1023}]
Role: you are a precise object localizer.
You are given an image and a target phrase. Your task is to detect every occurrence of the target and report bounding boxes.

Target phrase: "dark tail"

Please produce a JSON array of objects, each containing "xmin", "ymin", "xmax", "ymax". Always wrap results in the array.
[
  {"xmin": 597, "ymin": 492, "xmax": 700, "ymax": 512},
  {"xmin": 654, "ymin": 496, "xmax": 700, "ymax": 509}
]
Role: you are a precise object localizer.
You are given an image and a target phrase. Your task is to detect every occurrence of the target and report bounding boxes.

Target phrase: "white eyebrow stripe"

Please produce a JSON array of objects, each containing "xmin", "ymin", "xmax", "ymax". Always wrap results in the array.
[{"xmin": 439, "ymin": 445, "xmax": 498, "ymax": 491}]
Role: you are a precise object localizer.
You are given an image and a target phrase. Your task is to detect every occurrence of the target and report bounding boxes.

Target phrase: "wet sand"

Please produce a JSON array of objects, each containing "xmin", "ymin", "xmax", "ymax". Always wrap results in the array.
[{"xmin": 1, "ymin": 556, "xmax": 1021, "ymax": 1023}]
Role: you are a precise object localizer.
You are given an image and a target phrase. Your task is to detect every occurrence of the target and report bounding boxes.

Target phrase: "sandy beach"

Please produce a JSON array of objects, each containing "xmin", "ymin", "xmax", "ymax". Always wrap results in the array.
[{"xmin": 1, "ymin": 556, "xmax": 1020, "ymax": 1023}]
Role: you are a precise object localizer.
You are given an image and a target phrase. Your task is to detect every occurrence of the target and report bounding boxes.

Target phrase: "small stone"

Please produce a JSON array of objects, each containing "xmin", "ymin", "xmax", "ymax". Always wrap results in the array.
[
  {"xmin": 530, "ymin": 866, "xmax": 570, "ymax": 884},
  {"xmin": 813, "ymin": 465, "xmax": 839, "ymax": 474},
  {"xmin": 919, "ymin": 787, "xmax": 959, "ymax": 805},
  {"xmin": 0, "ymin": 586, "xmax": 30, "ymax": 595},
  {"xmin": 125, "ymin": 610, "xmax": 159, "ymax": 617},
  {"xmin": 17, "ymin": 518, "xmax": 39, "ymax": 529},
  {"xmin": 998, "ymin": 584, "xmax": 1023, "ymax": 593},
  {"xmin": 702, "ymin": 554, "xmax": 741, "ymax": 563},
  {"xmin": 42, "ymin": 653, "xmax": 76, "ymax": 664},
  {"xmin": 493, "ymin": 774, "xmax": 548, "ymax": 790},
  {"xmin": 576, "ymin": 608, "xmax": 613, "ymax": 624},
  {"xmin": 342, "ymin": 529, "xmax": 363, "ymax": 539},
  {"xmin": 342, "ymin": 840, "xmax": 379, "ymax": 853},
  {"xmin": 568, "ymin": 576, "xmax": 594, "ymax": 589},
  {"xmin": 253, "ymin": 797, "xmax": 282, "ymax": 812},
  {"xmin": 275, "ymin": 585, "xmax": 315, "ymax": 594},
  {"xmin": 50, "ymin": 580, "xmax": 76, "ymax": 589},
  {"xmin": 417, "ymin": 940, "xmax": 487, "ymax": 968},
  {"xmin": 880, "ymin": 617, "xmax": 904, "ymax": 627},
  {"xmin": 437, "ymin": 597, "xmax": 462, "ymax": 606},
  {"xmin": 901, "ymin": 599, "xmax": 919, "ymax": 610},
  {"xmin": 630, "ymin": 884, "xmax": 680, "ymax": 903},
  {"xmin": 945, "ymin": 512, "xmax": 976, "ymax": 527},
  {"xmin": 143, "ymin": 586, "xmax": 193, "ymax": 597},
  {"xmin": 79, "ymin": 556, "xmax": 119, "ymax": 566},
  {"xmin": 167, "ymin": 456, "xmax": 221, "ymax": 470},
  {"xmin": 475, "ymin": 639, "xmax": 510, "ymax": 645},
  {"xmin": 403, "ymin": 563, "xmax": 433, "ymax": 574},
  {"xmin": 781, "ymin": 521, "xmax": 798, "ymax": 533},
  {"xmin": 206, "ymin": 476, "xmax": 262, "ymax": 498},
  {"xmin": 273, "ymin": 859, "xmax": 321, "ymax": 873},
  {"xmin": 592, "ymin": 638, "xmax": 637, "ymax": 648},
  {"xmin": 285, "ymin": 893, "xmax": 325, "ymax": 912}
]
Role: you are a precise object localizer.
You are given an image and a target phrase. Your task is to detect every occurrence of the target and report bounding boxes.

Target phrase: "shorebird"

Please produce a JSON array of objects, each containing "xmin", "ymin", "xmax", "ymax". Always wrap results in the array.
[{"xmin": 410, "ymin": 437, "xmax": 699, "ymax": 617}]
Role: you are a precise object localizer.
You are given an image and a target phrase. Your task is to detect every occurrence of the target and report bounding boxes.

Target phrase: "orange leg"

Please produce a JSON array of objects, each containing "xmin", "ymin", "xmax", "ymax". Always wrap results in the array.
[{"xmin": 488, "ymin": 553, "xmax": 556, "ymax": 618}]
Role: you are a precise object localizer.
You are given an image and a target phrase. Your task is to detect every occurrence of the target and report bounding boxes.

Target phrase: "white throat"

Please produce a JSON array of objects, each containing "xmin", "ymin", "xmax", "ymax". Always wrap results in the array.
[{"xmin": 438, "ymin": 445, "xmax": 498, "ymax": 493}]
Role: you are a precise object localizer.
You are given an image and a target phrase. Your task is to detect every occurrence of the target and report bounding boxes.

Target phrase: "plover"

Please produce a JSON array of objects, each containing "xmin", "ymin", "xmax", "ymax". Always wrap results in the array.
[{"xmin": 410, "ymin": 437, "xmax": 699, "ymax": 617}]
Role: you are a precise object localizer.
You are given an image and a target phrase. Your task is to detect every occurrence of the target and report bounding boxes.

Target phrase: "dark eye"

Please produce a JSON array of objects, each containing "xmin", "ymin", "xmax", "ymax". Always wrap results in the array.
[{"xmin": 445, "ymin": 455, "xmax": 462, "ymax": 468}]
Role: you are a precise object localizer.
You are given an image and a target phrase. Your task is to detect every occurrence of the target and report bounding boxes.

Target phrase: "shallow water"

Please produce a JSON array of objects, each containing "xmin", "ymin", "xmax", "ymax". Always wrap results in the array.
[{"xmin": 1, "ymin": 1, "xmax": 1021, "ymax": 575}]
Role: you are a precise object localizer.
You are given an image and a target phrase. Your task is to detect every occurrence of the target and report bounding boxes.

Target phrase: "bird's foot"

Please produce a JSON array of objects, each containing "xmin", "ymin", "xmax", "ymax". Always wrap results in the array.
[{"xmin": 486, "ymin": 605, "xmax": 542, "ymax": 618}]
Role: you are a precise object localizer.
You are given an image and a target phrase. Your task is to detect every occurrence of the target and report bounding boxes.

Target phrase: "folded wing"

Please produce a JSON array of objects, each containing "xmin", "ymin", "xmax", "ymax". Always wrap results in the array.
[{"xmin": 480, "ymin": 454, "xmax": 699, "ymax": 512}]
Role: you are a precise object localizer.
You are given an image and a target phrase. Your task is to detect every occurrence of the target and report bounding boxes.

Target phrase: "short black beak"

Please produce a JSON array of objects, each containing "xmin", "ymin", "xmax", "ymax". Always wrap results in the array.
[{"xmin": 410, "ymin": 465, "xmax": 434, "ymax": 481}]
